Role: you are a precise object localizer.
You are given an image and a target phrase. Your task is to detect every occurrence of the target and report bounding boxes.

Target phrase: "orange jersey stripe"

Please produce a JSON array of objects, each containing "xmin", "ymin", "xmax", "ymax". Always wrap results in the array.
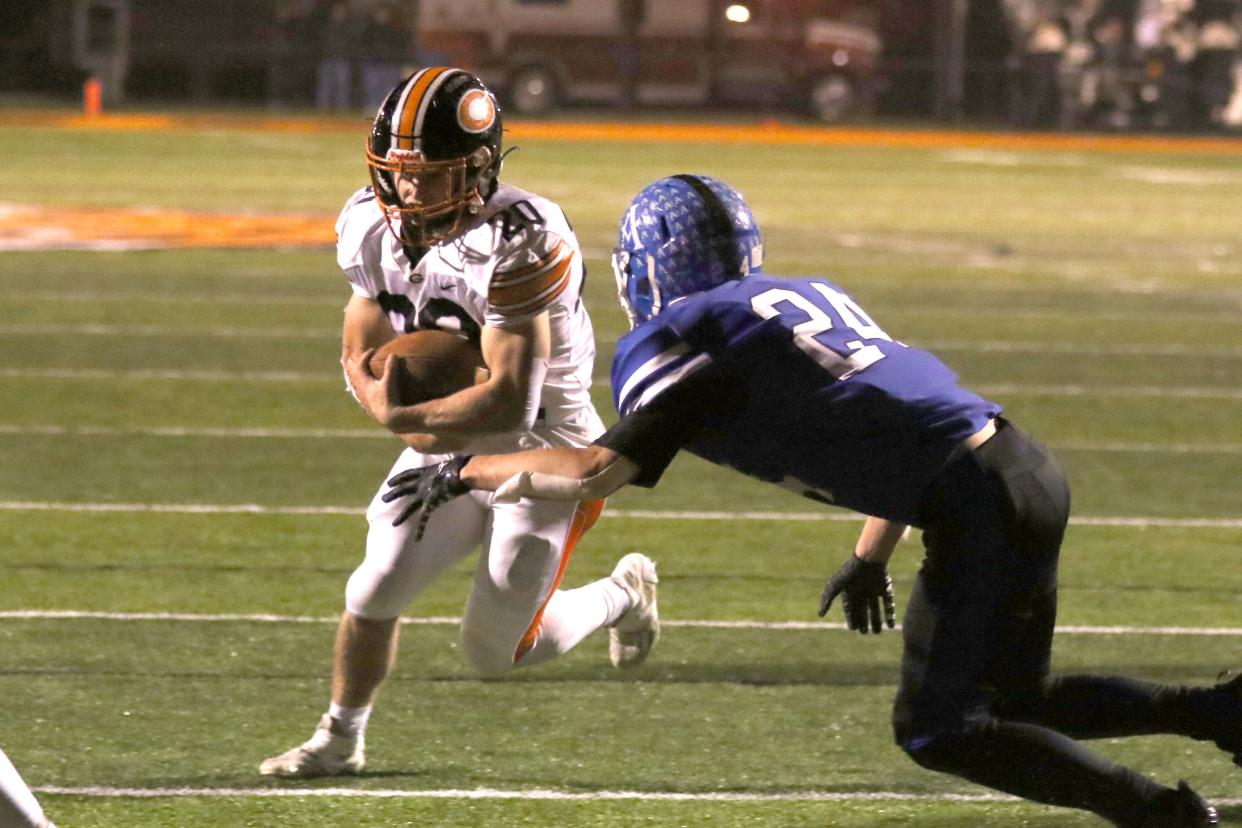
[
  {"xmin": 513, "ymin": 498, "xmax": 606, "ymax": 663},
  {"xmin": 489, "ymin": 254, "xmax": 573, "ymax": 313},
  {"xmin": 396, "ymin": 66, "xmax": 450, "ymax": 149},
  {"xmin": 492, "ymin": 239, "xmax": 567, "ymax": 283}
]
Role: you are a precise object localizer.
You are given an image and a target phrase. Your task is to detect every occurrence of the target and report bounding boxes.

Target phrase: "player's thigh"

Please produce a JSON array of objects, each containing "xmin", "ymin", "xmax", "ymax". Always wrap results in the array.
[
  {"xmin": 345, "ymin": 451, "xmax": 489, "ymax": 619},
  {"xmin": 459, "ymin": 497, "xmax": 583, "ymax": 665}
]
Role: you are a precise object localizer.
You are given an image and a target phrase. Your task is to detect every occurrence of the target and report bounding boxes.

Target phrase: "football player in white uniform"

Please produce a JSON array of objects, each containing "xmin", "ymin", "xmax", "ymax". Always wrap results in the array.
[
  {"xmin": 0, "ymin": 748, "xmax": 54, "ymax": 828},
  {"xmin": 260, "ymin": 68, "xmax": 659, "ymax": 779}
]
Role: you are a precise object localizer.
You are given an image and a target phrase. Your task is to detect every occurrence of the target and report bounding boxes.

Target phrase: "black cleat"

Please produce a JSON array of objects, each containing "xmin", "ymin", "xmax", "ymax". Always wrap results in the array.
[
  {"xmin": 1135, "ymin": 781, "xmax": 1219, "ymax": 827},
  {"xmin": 1212, "ymin": 670, "xmax": 1242, "ymax": 767}
]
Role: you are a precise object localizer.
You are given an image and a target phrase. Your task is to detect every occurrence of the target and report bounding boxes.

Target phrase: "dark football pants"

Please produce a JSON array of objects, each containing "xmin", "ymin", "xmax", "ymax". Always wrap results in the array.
[{"xmin": 889, "ymin": 418, "xmax": 1222, "ymax": 825}]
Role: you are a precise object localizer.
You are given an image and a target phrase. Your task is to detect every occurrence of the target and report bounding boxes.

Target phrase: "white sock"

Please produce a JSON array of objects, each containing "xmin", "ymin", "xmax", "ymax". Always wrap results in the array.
[
  {"xmin": 0, "ymin": 749, "xmax": 47, "ymax": 828},
  {"xmin": 327, "ymin": 703, "xmax": 372, "ymax": 738},
  {"xmin": 516, "ymin": 577, "xmax": 632, "ymax": 667}
]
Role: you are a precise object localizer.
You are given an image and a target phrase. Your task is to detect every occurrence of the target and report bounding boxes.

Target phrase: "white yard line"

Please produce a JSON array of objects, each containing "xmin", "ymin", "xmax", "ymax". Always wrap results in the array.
[
  {"xmin": 27, "ymin": 785, "xmax": 1242, "ymax": 806},
  {"xmin": 0, "ymin": 424, "xmax": 384, "ymax": 439},
  {"xmin": 0, "ymin": 501, "xmax": 1240, "ymax": 529},
  {"xmin": 6, "ymin": 323, "xmax": 1242, "ymax": 360},
  {"xmin": 0, "ymin": 323, "xmax": 335, "ymax": 338},
  {"xmin": 921, "ymin": 340, "xmax": 1242, "ymax": 358},
  {"xmin": 3, "ymin": 610, "xmax": 1241, "ymax": 637},
  {"xmin": 1, "ymin": 423, "xmax": 1239, "ymax": 454},
  {"xmin": 1, "ymin": 290, "xmax": 340, "ymax": 306},
  {"xmin": 4, "ymin": 366, "xmax": 1241, "ymax": 399},
  {"xmin": 0, "ymin": 368, "xmax": 326, "ymax": 382},
  {"xmin": 976, "ymin": 383, "xmax": 1242, "ymax": 400}
]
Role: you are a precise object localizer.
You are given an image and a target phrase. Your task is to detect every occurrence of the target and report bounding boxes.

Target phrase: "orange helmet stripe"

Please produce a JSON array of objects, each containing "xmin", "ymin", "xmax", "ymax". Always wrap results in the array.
[{"xmin": 394, "ymin": 66, "xmax": 453, "ymax": 150}]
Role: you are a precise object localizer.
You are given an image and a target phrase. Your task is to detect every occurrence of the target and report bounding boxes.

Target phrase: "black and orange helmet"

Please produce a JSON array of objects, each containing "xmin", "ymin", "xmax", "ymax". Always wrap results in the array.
[{"xmin": 367, "ymin": 68, "xmax": 504, "ymax": 247}]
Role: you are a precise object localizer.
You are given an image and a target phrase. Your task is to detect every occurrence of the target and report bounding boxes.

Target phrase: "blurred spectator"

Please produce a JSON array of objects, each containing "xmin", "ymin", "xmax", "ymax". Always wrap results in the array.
[
  {"xmin": 1192, "ymin": 0, "xmax": 1241, "ymax": 126},
  {"xmin": 1083, "ymin": 12, "xmax": 1135, "ymax": 128},
  {"xmin": 965, "ymin": 0, "xmax": 1015, "ymax": 120},
  {"xmin": 617, "ymin": 0, "xmax": 646, "ymax": 109},
  {"xmin": 1134, "ymin": 0, "xmax": 1197, "ymax": 128},
  {"xmin": 361, "ymin": 3, "xmax": 412, "ymax": 112},
  {"xmin": 1001, "ymin": 0, "xmax": 1241, "ymax": 131},
  {"xmin": 266, "ymin": 0, "xmax": 315, "ymax": 110},
  {"xmin": 1018, "ymin": 16, "xmax": 1068, "ymax": 127},
  {"xmin": 315, "ymin": 0, "xmax": 365, "ymax": 112}
]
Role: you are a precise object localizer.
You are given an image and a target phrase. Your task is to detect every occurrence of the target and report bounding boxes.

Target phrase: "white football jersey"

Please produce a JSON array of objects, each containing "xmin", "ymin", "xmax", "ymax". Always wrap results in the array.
[{"xmin": 336, "ymin": 183, "xmax": 604, "ymax": 452}]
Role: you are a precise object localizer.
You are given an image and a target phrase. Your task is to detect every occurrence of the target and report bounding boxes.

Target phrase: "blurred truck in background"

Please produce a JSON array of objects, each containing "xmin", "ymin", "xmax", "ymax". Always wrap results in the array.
[{"xmin": 419, "ymin": 0, "xmax": 883, "ymax": 121}]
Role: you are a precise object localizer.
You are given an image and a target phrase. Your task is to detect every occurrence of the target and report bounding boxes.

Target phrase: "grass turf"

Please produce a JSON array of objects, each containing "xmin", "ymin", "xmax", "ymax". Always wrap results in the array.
[{"xmin": 0, "ymin": 115, "xmax": 1239, "ymax": 826}]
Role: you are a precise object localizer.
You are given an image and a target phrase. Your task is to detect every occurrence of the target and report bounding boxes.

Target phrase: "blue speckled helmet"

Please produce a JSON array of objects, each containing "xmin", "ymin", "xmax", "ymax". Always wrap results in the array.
[{"xmin": 612, "ymin": 175, "xmax": 764, "ymax": 328}]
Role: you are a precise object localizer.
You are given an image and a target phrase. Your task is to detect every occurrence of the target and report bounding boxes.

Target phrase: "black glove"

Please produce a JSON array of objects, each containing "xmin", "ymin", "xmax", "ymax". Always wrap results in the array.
[
  {"xmin": 382, "ymin": 455, "xmax": 472, "ymax": 539},
  {"xmin": 818, "ymin": 555, "xmax": 896, "ymax": 634}
]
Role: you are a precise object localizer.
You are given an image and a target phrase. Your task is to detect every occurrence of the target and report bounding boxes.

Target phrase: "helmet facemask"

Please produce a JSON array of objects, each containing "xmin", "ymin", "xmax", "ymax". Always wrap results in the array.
[
  {"xmin": 368, "ymin": 144, "xmax": 495, "ymax": 248},
  {"xmin": 611, "ymin": 247, "xmax": 662, "ymax": 329}
]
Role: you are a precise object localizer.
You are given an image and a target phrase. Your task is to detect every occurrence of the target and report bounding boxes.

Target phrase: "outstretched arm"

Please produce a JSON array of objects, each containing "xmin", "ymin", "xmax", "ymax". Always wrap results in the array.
[
  {"xmin": 818, "ymin": 516, "xmax": 905, "ymax": 634},
  {"xmin": 382, "ymin": 445, "xmax": 640, "ymax": 537},
  {"xmin": 462, "ymin": 444, "xmax": 640, "ymax": 502}
]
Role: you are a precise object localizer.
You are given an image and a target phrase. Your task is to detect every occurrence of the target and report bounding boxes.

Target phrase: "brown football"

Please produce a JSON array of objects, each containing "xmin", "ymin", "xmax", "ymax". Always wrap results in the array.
[{"xmin": 369, "ymin": 330, "xmax": 488, "ymax": 405}]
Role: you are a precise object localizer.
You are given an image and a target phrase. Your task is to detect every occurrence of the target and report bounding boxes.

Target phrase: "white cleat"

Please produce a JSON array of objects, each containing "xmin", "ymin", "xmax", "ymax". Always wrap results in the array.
[
  {"xmin": 259, "ymin": 715, "xmax": 365, "ymax": 778},
  {"xmin": 609, "ymin": 552, "xmax": 660, "ymax": 669}
]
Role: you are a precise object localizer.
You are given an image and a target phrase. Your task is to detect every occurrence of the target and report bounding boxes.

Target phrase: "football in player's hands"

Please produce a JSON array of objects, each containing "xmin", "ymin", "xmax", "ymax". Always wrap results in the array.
[{"xmin": 368, "ymin": 330, "xmax": 488, "ymax": 405}]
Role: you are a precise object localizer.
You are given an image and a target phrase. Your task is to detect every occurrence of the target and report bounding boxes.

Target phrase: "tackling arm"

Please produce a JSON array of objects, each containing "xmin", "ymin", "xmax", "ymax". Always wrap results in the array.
[
  {"xmin": 381, "ymin": 444, "xmax": 640, "ymax": 534},
  {"xmin": 465, "ymin": 445, "xmax": 640, "ymax": 502}
]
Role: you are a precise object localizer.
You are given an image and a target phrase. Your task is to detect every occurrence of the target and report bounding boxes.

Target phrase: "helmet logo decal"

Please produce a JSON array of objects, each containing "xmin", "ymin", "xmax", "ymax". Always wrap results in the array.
[
  {"xmin": 385, "ymin": 148, "xmax": 424, "ymax": 162},
  {"xmin": 457, "ymin": 89, "xmax": 496, "ymax": 134}
]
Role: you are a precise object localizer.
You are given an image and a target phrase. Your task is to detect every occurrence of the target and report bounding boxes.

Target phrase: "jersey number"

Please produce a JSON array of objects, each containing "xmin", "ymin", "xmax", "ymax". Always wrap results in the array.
[
  {"xmin": 377, "ymin": 291, "xmax": 481, "ymax": 341},
  {"xmin": 750, "ymin": 283, "xmax": 894, "ymax": 380},
  {"xmin": 493, "ymin": 200, "xmax": 544, "ymax": 242}
]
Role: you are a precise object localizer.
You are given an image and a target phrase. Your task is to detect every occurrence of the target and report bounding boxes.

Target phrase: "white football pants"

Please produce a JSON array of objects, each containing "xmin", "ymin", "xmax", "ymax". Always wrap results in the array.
[{"xmin": 345, "ymin": 447, "xmax": 614, "ymax": 676}]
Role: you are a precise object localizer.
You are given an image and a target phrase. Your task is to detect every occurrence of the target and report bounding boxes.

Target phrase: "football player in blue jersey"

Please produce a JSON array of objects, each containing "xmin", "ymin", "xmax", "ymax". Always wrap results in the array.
[{"xmin": 371, "ymin": 175, "xmax": 1238, "ymax": 827}]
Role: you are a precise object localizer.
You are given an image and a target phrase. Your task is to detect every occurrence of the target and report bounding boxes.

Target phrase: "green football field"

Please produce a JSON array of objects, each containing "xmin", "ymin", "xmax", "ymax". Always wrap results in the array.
[{"xmin": 0, "ymin": 113, "xmax": 1240, "ymax": 827}]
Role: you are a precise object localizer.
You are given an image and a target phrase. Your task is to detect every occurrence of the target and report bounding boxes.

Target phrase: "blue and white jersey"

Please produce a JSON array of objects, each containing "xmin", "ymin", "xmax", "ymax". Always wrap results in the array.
[{"xmin": 602, "ymin": 275, "xmax": 1002, "ymax": 525}]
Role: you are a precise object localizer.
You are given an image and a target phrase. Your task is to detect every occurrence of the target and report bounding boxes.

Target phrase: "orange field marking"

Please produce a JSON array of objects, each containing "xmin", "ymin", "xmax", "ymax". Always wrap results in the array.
[
  {"xmin": 3, "ymin": 110, "xmax": 1239, "ymax": 155},
  {"xmin": 0, "ymin": 204, "xmax": 335, "ymax": 251}
]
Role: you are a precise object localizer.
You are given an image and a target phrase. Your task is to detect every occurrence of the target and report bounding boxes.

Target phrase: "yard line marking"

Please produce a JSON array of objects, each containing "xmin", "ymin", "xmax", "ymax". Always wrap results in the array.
[
  {"xmin": 3, "ymin": 367, "xmax": 1241, "ymax": 399},
  {"xmin": 7, "ymin": 287, "xmax": 1240, "ymax": 316},
  {"xmin": 922, "ymin": 340, "xmax": 1242, "ymax": 358},
  {"xmin": 1057, "ymin": 440, "xmax": 1242, "ymax": 455},
  {"xmin": 1, "ymin": 290, "xmax": 340, "ymax": 306},
  {"xmin": 1, "ymin": 501, "xmax": 1240, "ymax": 528},
  {"xmin": 0, "ymin": 424, "xmax": 385, "ymax": 439},
  {"xmin": 7, "ymin": 323, "xmax": 1242, "ymax": 357},
  {"xmin": 27, "ymin": 785, "xmax": 1242, "ymax": 805},
  {"xmin": 0, "ymin": 323, "xmax": 335, "ymax": 338},
  {"xmin": 976, "ymin": 383, "xmax": 1242, "ymax": 400},
  {"xmin": 4, "ymin": 611, "xmax": 1242, "ymax": 637},
  {"xmin": 1, "ymin": 423, "xmax": 1238, "ymax": 454},
  {"xmin": 0, "ymin": 368, "xmax": 326, "ymax": 382}
]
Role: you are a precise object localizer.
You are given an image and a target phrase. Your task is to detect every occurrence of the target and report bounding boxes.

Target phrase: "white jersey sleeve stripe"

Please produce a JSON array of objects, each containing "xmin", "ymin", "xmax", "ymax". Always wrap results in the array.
[
  {"xmin": 626, "ymin": 353, "xmax": 714, "ymax": 415},
  {"xmin": 616, "ymin": 342, "xmax": 690, "ymax": 414}
]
